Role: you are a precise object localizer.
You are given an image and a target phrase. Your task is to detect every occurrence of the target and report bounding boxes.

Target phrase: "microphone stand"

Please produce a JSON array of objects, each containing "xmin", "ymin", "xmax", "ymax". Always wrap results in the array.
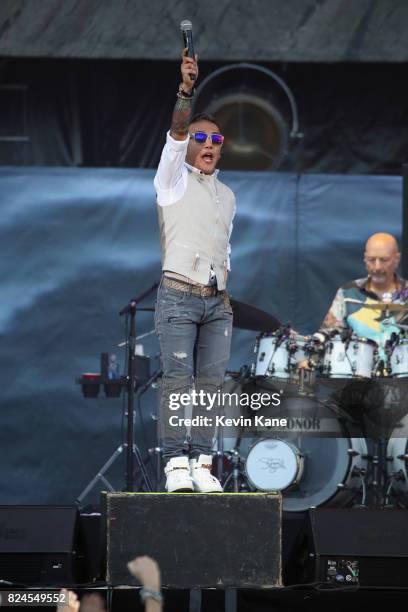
[
  {"xmin": 120, "ymin": 282, "xmax": 158, "ymax": 492},
  {"xmin": 75, "ymin": 283, "xmax": 159, "ymax": 506}
]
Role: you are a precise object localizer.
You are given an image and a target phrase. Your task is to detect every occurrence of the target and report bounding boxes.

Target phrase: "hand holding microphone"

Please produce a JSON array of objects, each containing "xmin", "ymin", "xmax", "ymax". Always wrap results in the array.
[
  {"xmin": 180, "ymin": 20, "xmax": 198, "ymax": 92},
  {"xmin": 180, "ymin": 20, "xmax": 195, "ymax": 60}
]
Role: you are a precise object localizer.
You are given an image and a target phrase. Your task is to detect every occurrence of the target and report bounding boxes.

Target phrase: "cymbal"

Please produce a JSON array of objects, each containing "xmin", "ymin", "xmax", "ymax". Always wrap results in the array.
[
  {"xmin": 230, "ymin": 299, "xmax": 281, "ymax": 332},
  {"xmin": 345, "ymin": 298, "xmax": 408, "ymax": 312}
]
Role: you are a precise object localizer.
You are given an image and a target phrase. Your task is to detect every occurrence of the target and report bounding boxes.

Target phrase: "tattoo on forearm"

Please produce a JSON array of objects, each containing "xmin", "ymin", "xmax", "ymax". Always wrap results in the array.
[{"xmin": 171, "ymin": 97, "xmax": 193, "ymax": 137}]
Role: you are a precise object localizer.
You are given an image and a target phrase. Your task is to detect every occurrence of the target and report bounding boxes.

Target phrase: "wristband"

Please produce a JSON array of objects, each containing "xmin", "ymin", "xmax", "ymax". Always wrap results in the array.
[
  {"xmin": 139, "ymin": 587, "xmax": 163, "ymax": 603},
  {"xmin": 178, "ymin": 85, "xmax": 195, "ymax": 98}
]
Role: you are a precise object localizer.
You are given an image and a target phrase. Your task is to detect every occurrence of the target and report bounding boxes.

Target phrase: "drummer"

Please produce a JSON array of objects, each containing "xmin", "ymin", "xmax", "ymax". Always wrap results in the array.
[{"xmin": 315, "ymin": 232, "xmax": 408, "ymax": 357}]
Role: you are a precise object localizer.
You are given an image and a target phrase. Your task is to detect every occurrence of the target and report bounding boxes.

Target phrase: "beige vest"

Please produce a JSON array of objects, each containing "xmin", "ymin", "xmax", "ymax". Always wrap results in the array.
[{"xmin": 157, "ymin": 170, "xmax": 235, "ymax": 290}]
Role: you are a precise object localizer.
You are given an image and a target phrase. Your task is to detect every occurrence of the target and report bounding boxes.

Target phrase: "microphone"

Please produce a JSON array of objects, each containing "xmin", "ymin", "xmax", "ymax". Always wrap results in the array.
[
  {"xmin": 340, "ymin": 328, "xmax": 353, "ymax": 344},
  {"xmin": 180, "ymin": 19, "xmax": 196, "ymax": 80},
  {"xmin": 275, "ymin": 325, "xmax": 290, "ymax": 348}
]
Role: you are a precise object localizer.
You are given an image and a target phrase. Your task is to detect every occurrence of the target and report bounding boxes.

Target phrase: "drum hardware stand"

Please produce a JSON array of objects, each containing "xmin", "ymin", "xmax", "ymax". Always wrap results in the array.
[
  {"xmin": 222, "ymin": 412, "xmax": 252, "ymax": 492},
  {"xmin": 382, "ymin": 334, "xmax": 398, "ymax": 377},
  {"xmin": 223, "ymin": 448, "xmax": 251, "ymax": 492},
  {"xmin": 350, "ymin": 464, "xmax": 368, "ymax": 507},
  {"xmin": 268, "ymin": 325, "xmax": 290, "ymax": 377},
  {"xmin": 333, "ymin": 456, "xmax": 368, "ymax": 507},
  {"xmin": 364, "ymin": 436, "xmax": 390, "ymax": 507},
  {"xmin": 217, "ymin": 365, "xmax": 252, "ymax": 488},
  {"xmin": 366, "ymin": 442, "xmax": 380, "ymax": 507},
  {"xmin": 384, "ymin": 468, "xmax": 405, "ymax": 507},
  {"xmin": 339, "ymin": 328, "xmax": 359, "ymax": 375},
  {"xmin": 336, "ymin": 479, "xmax": 367, "ymax": 508},
  {"xmin": 377, "ymin": 436, "xmax": 390, "ymax": 506},
  {"xmin": 297, "ymin": 363, "xmax": 306, "ymax": 394},
  {"xmin": 298, "ymin": 366, "xmax": 317, "ymax": 396}
]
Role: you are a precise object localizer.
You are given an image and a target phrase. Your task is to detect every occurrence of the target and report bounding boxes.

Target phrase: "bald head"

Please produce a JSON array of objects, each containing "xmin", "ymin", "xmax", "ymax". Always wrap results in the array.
[
  {"xmin": 365, "ymin": 232, "xmax": 399, "ymax": 254},
  {"xmin": 364, "ymin": 232, "xmax": 400, "ymax": 291}
]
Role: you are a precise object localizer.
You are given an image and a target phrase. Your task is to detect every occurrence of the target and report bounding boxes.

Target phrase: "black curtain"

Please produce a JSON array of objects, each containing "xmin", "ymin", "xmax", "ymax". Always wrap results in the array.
[{"xmin": 0, "ymin": 57, "xmax": 408, "ymax": 174}]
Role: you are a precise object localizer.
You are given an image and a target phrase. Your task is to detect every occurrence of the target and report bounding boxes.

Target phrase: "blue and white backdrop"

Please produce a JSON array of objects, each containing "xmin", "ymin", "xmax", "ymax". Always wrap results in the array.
[{"xmin": 0, "ymin": 167, "xmax": 402, "ymax": 503}]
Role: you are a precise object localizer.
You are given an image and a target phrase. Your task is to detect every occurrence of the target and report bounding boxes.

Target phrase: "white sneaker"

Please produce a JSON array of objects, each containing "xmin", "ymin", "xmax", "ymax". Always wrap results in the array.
[
  {"xmin": 190, "ymin": 454, "xmax": 223, "ymax": 493},
  {"xmin": 164, "ymin": 456, "xmax": 194, "ymax": 493}
]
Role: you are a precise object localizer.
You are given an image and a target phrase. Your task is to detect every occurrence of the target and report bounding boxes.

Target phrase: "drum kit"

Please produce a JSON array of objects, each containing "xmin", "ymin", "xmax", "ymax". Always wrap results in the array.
[
  {"xmin": 83, "ymin": 290, "xmax": 408, "ymax": 510},
  {"xmin": 221, "ymin": 298, "xmax": 408, "ymax": 511}
]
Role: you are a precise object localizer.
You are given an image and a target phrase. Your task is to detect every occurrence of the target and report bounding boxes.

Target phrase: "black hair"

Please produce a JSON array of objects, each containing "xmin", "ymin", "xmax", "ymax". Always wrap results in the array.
[{"xmin": 189, "ymin": 112, "xmax": 221, "ymax": 131}]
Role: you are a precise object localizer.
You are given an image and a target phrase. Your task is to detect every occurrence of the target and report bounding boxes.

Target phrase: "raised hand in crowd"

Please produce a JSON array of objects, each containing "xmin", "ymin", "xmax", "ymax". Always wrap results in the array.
[
  {"xmin": 127, "ymin": 556, "xmax": 162, "ymax": 612},
  {"xmin": 57, "ymin": 589, "xmax": 80, "ymax": 612}
]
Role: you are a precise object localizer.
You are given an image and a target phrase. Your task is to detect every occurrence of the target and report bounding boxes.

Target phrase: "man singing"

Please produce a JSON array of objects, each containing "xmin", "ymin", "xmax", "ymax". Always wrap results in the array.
[{"xmin": 154, "ymin": 49, "xmax": 236, "ymax": 493}]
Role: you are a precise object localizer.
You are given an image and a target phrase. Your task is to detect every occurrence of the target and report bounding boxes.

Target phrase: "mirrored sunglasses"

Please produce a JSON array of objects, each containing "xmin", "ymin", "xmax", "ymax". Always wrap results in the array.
[{"xmin": 190, "ymin": 131, "xmax": 224, "ymax": 145}]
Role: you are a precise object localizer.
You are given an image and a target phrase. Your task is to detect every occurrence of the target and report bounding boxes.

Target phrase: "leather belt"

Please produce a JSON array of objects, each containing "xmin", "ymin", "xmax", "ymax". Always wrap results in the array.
[{"xmin": 163, "ymin": 276, "xmax": 223, "ymax": 298}]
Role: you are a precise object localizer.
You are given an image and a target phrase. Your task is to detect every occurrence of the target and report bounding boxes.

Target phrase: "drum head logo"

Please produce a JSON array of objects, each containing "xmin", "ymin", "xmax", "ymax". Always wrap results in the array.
[
  {"xmin": 259, "ymin": 455, "xmax": 286, "ymax": 473},
  {"xmin": 259, "ymin": 442, "xmax": 286, "ymax": 472}
]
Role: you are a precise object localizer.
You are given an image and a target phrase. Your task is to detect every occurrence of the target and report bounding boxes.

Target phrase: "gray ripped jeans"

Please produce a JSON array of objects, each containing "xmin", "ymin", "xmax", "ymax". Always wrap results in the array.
[{"xmin": 155, "ymin": 279, "xmax": 233, "ymax": 461}]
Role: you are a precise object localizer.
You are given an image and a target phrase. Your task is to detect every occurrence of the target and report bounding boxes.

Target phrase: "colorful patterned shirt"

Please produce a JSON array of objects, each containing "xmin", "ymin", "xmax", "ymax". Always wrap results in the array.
[{"xmin": 320, "ymin": 276, "xmax": 408, "ymax": 359}]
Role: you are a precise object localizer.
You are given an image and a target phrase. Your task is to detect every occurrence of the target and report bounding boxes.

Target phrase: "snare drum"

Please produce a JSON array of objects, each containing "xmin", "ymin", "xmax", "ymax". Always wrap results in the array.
[
  {"xmin": 322, "ymin": 335, "xmax": 376, "ymax": 378},
  {"xmin": 389, "ymin": 339, "xmax": 408, "ymax": 377},
  {"xmin": 254, "ymin": 332, "xmax": 310, "ymax": 380}
]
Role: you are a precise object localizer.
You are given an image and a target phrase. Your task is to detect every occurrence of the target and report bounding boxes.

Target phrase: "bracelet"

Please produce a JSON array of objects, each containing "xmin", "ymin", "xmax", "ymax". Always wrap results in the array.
[
  {"xmin": 176, "ymin": 91, "xmax": 193, "ymax": 101},
  {"xmin": 139, "ymin": 587, "xmax": 163, "ymax": 603},
  {"xmin": 178, "ymin": 86, "xmax": 195, "ymax": 99}
]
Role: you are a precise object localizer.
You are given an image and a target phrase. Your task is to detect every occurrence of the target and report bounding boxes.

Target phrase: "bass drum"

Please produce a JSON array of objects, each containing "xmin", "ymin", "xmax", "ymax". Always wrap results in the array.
[
  {"xmin": 243, "ymin": 435, "xmax": 368, "ymax": 512},
  {"xmin": 219, "ymin": 377, "xmax": 368, "ymax": 511},
  {"xmin": 278, "ymin": 436, "xmax": 367, "ymax": 511}
]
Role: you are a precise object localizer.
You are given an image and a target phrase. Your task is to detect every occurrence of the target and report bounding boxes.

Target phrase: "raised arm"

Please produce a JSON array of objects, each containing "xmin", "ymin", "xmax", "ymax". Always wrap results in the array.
[
  {"xmin": 153, "ymin": 49, "xmax": 199, "ymax": 202},
  {"xmin": 128, "ymin": 556, "xmax": 162, "ymax": 612},
  {"xmin": 170, "ymin": 48, "xmax": 198, "ymax": 140}
]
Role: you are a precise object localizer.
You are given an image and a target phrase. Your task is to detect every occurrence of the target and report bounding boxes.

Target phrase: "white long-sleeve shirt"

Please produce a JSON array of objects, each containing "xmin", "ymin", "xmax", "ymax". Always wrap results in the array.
[{"xmin": 153, "ymin": 131, "xmax": 235, "ymax": 272}]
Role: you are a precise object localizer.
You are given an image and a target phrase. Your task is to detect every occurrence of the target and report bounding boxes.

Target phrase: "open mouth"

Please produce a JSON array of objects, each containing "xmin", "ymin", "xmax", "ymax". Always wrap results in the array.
[{"xmin": 201, "ymin": 152, "xmax": 214, "ymax": 164}]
